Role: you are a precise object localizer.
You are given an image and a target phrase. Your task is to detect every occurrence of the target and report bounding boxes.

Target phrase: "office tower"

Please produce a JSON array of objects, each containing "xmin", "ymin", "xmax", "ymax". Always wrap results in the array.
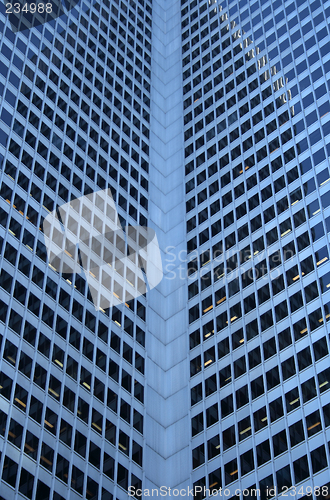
[
  {"xmin": 184, "ymin": 0, "xmax": 330, "ymax": 498},
  {"xmin": 1, "ymin": 0, "xmax": 330, "ymax": 499},
  {"xmin": 0, "ymin": 0, "xmax": 151, "ymax": 498}
]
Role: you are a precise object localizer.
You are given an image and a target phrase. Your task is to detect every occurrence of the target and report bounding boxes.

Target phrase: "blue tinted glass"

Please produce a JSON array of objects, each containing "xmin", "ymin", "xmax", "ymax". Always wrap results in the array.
[
  {"xmin": 5, "ymin": 27, "xmax": 15, "ymax": 43},
  {"xmin": 0, "ymin": 108, "xmax": 12, "ymax": 126},
  {"xmin": 16, "ymin": 38, "xmax": 27, "ymax": 55},
  {"xmin": 294, "ymin": 120, "xmax": 305, "ymax": 134},
  {"xmin": 305, "ymin": 35, "xmax": 316, "ymax": 50},
  {"xmin": 299, "ymin": 75, "xmax": 311, "ymax": 90},
  {"xmin": 309, "ymin": 199, "xmax": 320, "ymax": 215},
  {"xmin": 267, "ymin": 33, "xmax": 276, "ymax": 45},
  {"xmin": 277, "ymin": 24, "xmax": 287, "ymax": 37},
  {"xmin": 302, "ymin": 21, "xmax": 313, "ymax": 34},
  {"xmin": 294, "ymin": 45, "xmax": 305, "ymax": 58},
  {"xmin": 9, "ymin": 71, "xmax": 20, "ymax": 88},
  {"xmin": 286, "ymin": 2, "xmax": 295, "ymax": 14},
  {"xmin": 12, "ymin": 55, "xmax": 23, "ymax": 70},
  {"xmin": 1, "ymin": 43, "xmax": 11, "ymax": 61},
  {"xmin": 302, "ymin": 93, "xmax": 314, "ymax": 109},
  {"xmin": 13, "ymin": 119, "xmax": 24, "ymax": 137},
  {"xmin": 306, "ymin": 110, "xmax": 318, "ymax": 126},
  {"xmin": 313, "ymin": 147, "xmax": 326, "ymax": 166},
  {"xmin": 0, "ymin": 130, "xmax": 8, "ymax": 146},
  {"xmin": 309, "ymin": 51, "xmax": 320, "ymax": 67},
  {"xmin": 315, "ymin": 83, "xmax": 327, "ymax": 99},
  {"xmin": 309, "ymin": 129, "xmax": 322, "ymax": 145},
  {"xmin": 288, "ymin": 15, "xmax": 298, "ymax": 28},
  {"xmin": 31, "ymin": 34, "xmax": 41, "ymax": 49},
  {"xmin": 5, "ymin": 89, "xmax": 16, "ymax": 107},
  {"xmin": 322, "ymin": 119, "xmax": 330, "ymax": 137},
  {"xmin": 319, "ymin": 101, "xmax": 330, "ymax": 118},
  {"xmin": 262, "ymin": 5, "xmax": 271, "ymax": 17}
]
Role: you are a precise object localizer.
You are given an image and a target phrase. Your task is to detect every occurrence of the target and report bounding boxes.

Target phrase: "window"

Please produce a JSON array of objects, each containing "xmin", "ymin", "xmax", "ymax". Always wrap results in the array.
[
  {"xmin": 205, "ymin": 374, "xmax": 217, "ymax": 397},
  {"xmin": 8, "ymin": 419, "xmax": 23, "ymax": 448},
  {"xmin": 44, "ymin": 407, "xmax": 57, "ymax": 434},
  {"xmin": 304, "ymin": 281, "xmax": 319, "ymax": 303},
  {"xmin": 238, "ymin": 416, "xmax": 251, "ymax": 441},
  {"xmin": 269, "ymin": 397, "xmax": 283, "ymax": 422},
  {"xmin": 311, "ymin": 445, "xmax": 328, "ymax": 474},
  {"xmin": 234, "ymin": 356, "xmax": 246, "ymax": 378},
  {"xmin": 2, "ymin": 456, "xmax": 18, "ymax": 488},
  {"xmin": 4, "ymin": 340, "xmax": 17, "ymax": 366},
  {"xmin": 0, "ymin": 410, "xmax": 7, "ymax": 437},
  {"xmin": 71, "ymin": 465, "xmax": 84, "ymax": 495},
  {"xmin": 134, "ymin": 380, "xmax": 144, "ymax": 403},
  {"xmin": 38, "ymin": 333, "xmax": 50, "ymax": 358},
  {"xmin": 206, "ymin": 404, "xmax": 218, "ymax": 427},
  {"xmin": 40, "ymin": 442, "xmax": 54, "ymax": 471},
  {"xmin": 222, "ymin": 425, "xmax": 236, "ymax": 452},
  {"xmin": 52, "ymin": 345, "xmax": 64, "ymax": 369},
  {"xmin": 241, "ymin": 448, "xmax": 254, "ymax": 475},
  {"xmin": 272, "ymin": 430, "xmax": 287, "ymax": 456},
  {"xmin": 306, "ymin": 410, "xmax": 322, "ymax": 437},
  {"xmin": 301, "ymin": 378, "xmax": 317, "ymax": 403},
  {"xmin": 0, "ymin": 372, "xmax": 13, "ymax": 400},
  {"xmin": 219, "ymin": 365, "xmax": 231, "ymax": 386},
  {"xmin": 297, "ymin": 347, "xmax": 312, "ymax": 371},
  {"xmin": 80, "ymin": 367, "xmax": 91, "ymax": 391},
  {"xmin": 276, "ymin": 465, "xmax": 292, "ymax": 492},
  {"xmin": 24, "ymin": 430, "xmax": 39, "ymax": 460},
  {"xmin": 257, "ymin": 439, "xmax": 271, "ymax": 466},
  {"xmin": 103, "ymin": 452, "xmax": 115, "ymax": 481},
  {"xmin": 192, "ymin": 412, "xmax": 204, "ymax": 436},
  {"xmin": 251, "ymin": 376, "xmax": 264, "ymax": 399},
  {"xmin": 132, "ymin": 441, "xmax": 143, "ymax": 467},
  {"xmin": 293, "ymin": 455, "xmax": 309, "ymax": 484},
  {"xmin": 89, "ymin": 442, "xmax": 101, "ymax": 468},
  {"xmin": 192, "ymin": 443, "xmax": 205, "ymax": 469},
  {"xmin": 281, "ymin": 356, "xmax": 296, "ymax": 381},
  {"xmin": 74, "ymin": 430, "xmax": 87, "ymax": 458},
  {"xmin": 249, "ymin": 347, "xmax": 261, "ymax": 369},
  {"xmin": 66, "ymin": 357, "xmax": 78, "ymax": 381},
  {"xmin": 59, "ymin": 419, "xmax": 72, "ymax": 447},
  {"xmin": 207, "ymin": 435, "xmax": 220, "ymax": 460},
  {"xmin": 224, "ymin": 458, "xmax": 238, "ymax": 484},
  {"xmin": 56, "ymin": 454, "xmax": 69, "ymax": 484},
  {"xmin": 191, "ymin": 383, "xmax": 203, "ymax": 406},
  {"xmin": 77, "ymin": 397, "xmax": 89, "ymax": 423},
  {"xmin": 190, "ymin": 355, "xmax": 201, "ymax": 376},
  {"xmin": 313, "ymin": 337, "xmax": 328, "ymax": 361}
]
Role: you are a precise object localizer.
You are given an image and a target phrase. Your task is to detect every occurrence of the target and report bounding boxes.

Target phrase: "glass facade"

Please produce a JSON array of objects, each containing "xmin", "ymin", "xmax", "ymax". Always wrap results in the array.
[
  {"xmin": 184, "ymin": 0, "xmax": 330, "ymax": 497},
  {"xmin": 0, "ymin": 0, "xmax": 150, "ymax": 498},
  {"xmin": 1, "ymin": 0, "xmax": 330, "ymax": 498}
]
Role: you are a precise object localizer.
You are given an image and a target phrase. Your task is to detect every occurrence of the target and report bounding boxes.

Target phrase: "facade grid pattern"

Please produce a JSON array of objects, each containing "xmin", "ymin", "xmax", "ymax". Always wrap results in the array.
[
  {"xmin": 0, "ymin": 0, "xmax": 152, "ymax": 498},
  {"xmin": 183, "ymin": 0, "xmax": 330, "ymax": 497},
  {"xmin": 1, "ymin": 0, "xmax": 330, "ymax": 498}
]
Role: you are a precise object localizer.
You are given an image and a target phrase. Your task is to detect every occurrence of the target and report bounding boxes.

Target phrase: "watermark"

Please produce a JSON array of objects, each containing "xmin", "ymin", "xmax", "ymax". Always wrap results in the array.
[
  {"xmin": 5, "ymin": 0, "xmax": 80, "ymax": 32},
  {"xmin": 43, "ymin": 188, "xmax": 163, "ymax": 311},
  {"xmin": 128, "ymin": 485, "xmax": 329, "ymax": 498},
  {"xmin": 43, "ymin": 189, "xmax": 296, "ymax": 311},
  {"xmin": 128, "ymin": 486, "xmax": 260, "ymax": 497},
  {"xmin": 163, "ymin": 245, "xmax": 294, "ymax": 282}
]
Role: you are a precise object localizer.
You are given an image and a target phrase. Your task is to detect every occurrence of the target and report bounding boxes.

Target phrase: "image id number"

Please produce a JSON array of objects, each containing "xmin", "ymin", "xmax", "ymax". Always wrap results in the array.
[
  {"xmin": 279, "ymin": 485, "xmax": 329, "ymax": 496},
  {"xmin": 6, "ymin": 2, "xmax": 52, "ymax": 13}
]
